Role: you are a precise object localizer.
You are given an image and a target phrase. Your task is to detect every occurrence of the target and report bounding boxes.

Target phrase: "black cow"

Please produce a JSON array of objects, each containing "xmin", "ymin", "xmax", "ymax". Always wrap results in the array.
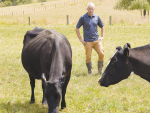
[
  {"xmin": 98, "ymin": 43, "xmax": 150, "ymax": 87},
  {"xmin": 21, "ymin": 27, "xmax": 72, "ymax": 113}
]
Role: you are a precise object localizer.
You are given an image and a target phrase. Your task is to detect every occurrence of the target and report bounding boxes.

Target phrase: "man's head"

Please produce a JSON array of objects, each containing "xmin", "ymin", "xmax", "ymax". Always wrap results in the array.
[{"xmin": 87, "ymin": 2, "xmax": 95, "ymax": 16}]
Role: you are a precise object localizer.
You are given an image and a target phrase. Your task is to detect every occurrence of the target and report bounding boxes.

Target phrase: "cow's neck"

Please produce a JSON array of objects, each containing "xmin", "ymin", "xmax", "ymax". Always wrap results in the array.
[
  {"xmin": 49, "ymin": 40, "xmax": 64, "ymax": 82},
  {"xmin": 129, "ymin": 48, "xmax": 150, "ymax": 82}
]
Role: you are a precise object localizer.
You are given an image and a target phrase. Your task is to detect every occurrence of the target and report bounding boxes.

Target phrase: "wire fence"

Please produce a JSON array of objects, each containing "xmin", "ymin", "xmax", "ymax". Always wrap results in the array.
[{"xmin": 0, "ymin": 0, "xmax": 87, "ymax": 16}]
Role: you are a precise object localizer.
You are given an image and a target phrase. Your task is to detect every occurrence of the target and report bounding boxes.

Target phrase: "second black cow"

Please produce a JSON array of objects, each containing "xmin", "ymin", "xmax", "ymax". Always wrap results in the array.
[
  {"xmin": 99, "ymin": 43, "xmax": 150, "ymax": 87},
  {"xmin": 21, "ymin": 27, "xmax": 72, "ymax": 113}
]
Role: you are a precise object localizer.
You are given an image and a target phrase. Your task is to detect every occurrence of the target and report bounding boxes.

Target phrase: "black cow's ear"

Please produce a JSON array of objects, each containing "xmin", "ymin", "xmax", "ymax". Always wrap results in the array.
[
  {"xmin": 116, "ymin": 46, "xmax": 122, "ymax": 51},
  {"xmin": 123, "ymin": 48, "xmax": 129, "ymax": 57},
  {"xmin": 41, "ymin": 73, "xmax": 47, "ymax": 87},
  {"xmin": 123, "ymin": 43, "xmax": 131, "ymax": 49}
]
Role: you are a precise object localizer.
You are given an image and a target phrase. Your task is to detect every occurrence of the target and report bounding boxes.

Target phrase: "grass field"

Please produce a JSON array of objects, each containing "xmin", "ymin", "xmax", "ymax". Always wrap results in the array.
[
  {"xmin": 0, "ymin": 0, "xmax": 150, "ymax": 113},
  {"xmin": 1, "ymin": 0, "xmax": 150, "ymax": 26}
]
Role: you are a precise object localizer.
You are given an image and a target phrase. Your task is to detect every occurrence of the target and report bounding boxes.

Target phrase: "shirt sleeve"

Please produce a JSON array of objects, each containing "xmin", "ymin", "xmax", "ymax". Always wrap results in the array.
[
  {"xmin": 76, "ymin": 16, "xmax": 84, "ymax": 29},
  {"xmin": 98, "ymin": 16, "xmax": 104, "ymax": 28}
]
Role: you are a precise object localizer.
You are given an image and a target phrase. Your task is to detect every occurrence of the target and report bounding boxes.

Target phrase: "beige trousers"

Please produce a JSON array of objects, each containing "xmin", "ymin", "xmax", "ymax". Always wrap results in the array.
[{"xmin": 84, "ymin": 40, "xmax": 104, "ymax": 63}]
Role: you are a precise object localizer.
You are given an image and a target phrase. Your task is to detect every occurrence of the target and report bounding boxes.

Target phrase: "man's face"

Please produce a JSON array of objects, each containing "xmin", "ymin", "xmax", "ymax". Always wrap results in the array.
[{"xmin": 87, "ymin": 5, "xmax": 95, "ymax": 15}]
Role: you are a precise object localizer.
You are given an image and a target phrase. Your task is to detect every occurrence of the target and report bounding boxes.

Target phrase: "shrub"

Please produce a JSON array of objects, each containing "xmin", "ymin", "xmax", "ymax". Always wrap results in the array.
[
  {"xmin": 1, "ymin": 0, "xmax": 33, "ymax": 7},
  {"xmin": 2, "ymin": 1, "xmax": 12, "ymax": 7},
  {"xmin": 38, "ymin": 0, "xmax": 47, "ymax": 2}
]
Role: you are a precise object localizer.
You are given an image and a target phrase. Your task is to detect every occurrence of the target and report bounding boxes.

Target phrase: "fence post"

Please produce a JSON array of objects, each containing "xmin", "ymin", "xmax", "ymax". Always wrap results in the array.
[
  {"xmin": 12, "ymin": 12, "xmax": 13, "ymax": 16},
  {"xmin": 28, "ymin": 17, "xmax": 31, "ymax": 25},
  {"xmin": 67, "ymin": 15, "xmax": 69, "ymax": 25},
  {"xmin": 141, "ymin": 10, "xmax": 142, "ymax": 17},
  {"xmin": 143, "ymin": 9, "xmax": 146, "ymax": 17},
  {"xmin": 109, "ymin": 15, "xmax": 112, "ymax": 25}
]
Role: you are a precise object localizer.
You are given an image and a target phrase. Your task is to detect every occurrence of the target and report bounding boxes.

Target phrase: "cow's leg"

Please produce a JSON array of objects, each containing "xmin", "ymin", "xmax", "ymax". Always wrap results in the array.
[
  {"xmin": 29, "ymin": 75, "xmax": 35, "ymax": 104},
  {"xmin": 42, "ymin": 81, "xmax": 47, "ymax": 104},
  {"xmin": 61, "ymin": 72, "xmax": 71, "ymax": 109}
]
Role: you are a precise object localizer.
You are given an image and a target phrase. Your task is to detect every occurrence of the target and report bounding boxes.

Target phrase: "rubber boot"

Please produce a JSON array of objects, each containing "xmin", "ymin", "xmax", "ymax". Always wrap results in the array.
[
  {"xmin": 98, "ymin": 61, "xmax": 103, "ymax": 74},
  {"xmin": 86, "ymin": 62, "xmax": 93, "ymax": 75}
]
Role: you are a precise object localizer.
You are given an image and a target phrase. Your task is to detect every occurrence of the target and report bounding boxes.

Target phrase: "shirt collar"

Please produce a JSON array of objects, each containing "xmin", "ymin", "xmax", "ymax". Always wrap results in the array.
[{"xmin": 86, "ymin": 12, "xmax": 95, "ymax": 17}]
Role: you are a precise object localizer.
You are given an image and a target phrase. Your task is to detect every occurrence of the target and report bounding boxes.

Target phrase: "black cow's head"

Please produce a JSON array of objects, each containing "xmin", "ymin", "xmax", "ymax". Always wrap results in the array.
[
  {"xmin": 98, "ymin": 43, "xmax": 132, "ymax": 87},
  {"xmin": 41, "ymin": 74, "xmax": 65, "ymax": 113}
]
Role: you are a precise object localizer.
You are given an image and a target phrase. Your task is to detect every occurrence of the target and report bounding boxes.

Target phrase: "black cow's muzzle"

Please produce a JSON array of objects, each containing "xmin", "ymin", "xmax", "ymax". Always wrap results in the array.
[
  {"xmin": 98, "ymin": 78, "xmax": 109, "ymax": 87},
  {"xmin": 98, "ymin": 80, "xmax": 102, "ymax": 86}
]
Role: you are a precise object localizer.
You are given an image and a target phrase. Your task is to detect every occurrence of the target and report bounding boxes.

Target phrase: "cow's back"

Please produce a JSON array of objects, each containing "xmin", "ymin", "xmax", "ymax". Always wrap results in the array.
[
  {"xmin": 22, "ymin": 29, "xmax": 72, "ymax": 79},
  {"xmin": 129, "ymin": 44, "xmax": 150, "ymax": 66}
]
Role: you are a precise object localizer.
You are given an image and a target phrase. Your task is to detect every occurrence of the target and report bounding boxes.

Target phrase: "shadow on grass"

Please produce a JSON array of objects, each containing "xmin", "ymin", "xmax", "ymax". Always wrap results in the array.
[
  {"xmin": 0, "ymin": 101, "xmax": 48, "ymax": 113},
  {"xmin": 93, "ymin": 73, "xmax": 101, "ymax": 76},
  {"xmin": 75, "ymin": 72, "xmax": 87, "ymax": 77},
  {"xmin": 75, "ymin": 72, "xmax": 101, "ymax": 77}
]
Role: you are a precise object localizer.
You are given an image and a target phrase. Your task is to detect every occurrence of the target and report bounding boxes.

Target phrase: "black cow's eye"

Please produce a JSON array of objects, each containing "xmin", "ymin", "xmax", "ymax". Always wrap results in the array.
[
  {"xmin": 111, "ymin": 60, "xmax": 115, "ymax": 65},
  {"xmin": 113, "ymin": 60, "xmax": 116, "ymax": 63}
]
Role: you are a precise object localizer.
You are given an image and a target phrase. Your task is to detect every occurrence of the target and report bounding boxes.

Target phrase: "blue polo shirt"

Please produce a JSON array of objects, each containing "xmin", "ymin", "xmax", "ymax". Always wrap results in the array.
[{"xmin": 76, "ymin": 13, "xmax": 104, "ymax": 42}]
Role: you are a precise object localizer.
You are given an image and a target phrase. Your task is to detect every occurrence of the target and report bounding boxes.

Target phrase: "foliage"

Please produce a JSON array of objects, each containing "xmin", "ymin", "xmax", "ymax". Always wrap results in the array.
[
  {"xmin": 129, "ymin": 0, "xmax": 150, "ymax": 10},
  {"xmin": 38, "ymin": 0, "xmax": 47, "ymax": 2},
  {"xmin": 114, "ymin": 0, "xmax": 150, "ymax": 10},
  {"xmin": 114, "ymin": 0, "xmax": 133, "ymax": 10},
  {"xmin": 2, "ymin": 1, "xmax": 12, "ymax": 6},
  {"xmin": 1, "ymin": 0, "xmax": 33, "ymax": 7}
]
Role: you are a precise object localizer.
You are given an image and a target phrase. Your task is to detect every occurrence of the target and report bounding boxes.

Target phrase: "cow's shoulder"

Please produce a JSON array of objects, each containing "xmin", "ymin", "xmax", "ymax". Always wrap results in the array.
[
  {"xmin": 48, "ymin": 29, "xmax": 70, "ymax": 45},
  {"xmin": 23, "ymin": 27, "xmax": 45, "ymax": 46},
  {"xmin": 46, "ymin": 29, "xmax": 65, "ymax": 39},
  {"xmin": 26, "ymin": 27, "xmax": 45, "ymax": 36}
]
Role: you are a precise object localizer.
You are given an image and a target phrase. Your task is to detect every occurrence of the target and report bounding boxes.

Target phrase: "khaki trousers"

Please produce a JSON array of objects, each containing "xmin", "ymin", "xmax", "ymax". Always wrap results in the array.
[{"xmin": 84, "ymin": 40, "xmax": 104, "ymax": 63}]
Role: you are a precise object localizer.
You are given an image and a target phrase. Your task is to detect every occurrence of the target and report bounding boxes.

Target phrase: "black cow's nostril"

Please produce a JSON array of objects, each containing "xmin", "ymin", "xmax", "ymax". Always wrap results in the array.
[{"xmin": 98, "ymin": 80, "xmax": 102, "ymax": 85}]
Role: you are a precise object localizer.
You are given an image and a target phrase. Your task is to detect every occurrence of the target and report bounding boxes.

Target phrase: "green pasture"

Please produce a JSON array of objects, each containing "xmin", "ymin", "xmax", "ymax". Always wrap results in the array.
[
  {"xmin": 1, "ymin": 0, "xmax": 150, "ymax": 112},
  {"xmin": 0, "ymin": 24, "xmax": 150, "ymax": 113}
]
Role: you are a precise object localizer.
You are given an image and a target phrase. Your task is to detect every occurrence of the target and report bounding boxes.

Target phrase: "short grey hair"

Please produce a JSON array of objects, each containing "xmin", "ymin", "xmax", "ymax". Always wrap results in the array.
[{"xmin": 87, "ymin": 2, "xmax": 95, "ymax": 8}]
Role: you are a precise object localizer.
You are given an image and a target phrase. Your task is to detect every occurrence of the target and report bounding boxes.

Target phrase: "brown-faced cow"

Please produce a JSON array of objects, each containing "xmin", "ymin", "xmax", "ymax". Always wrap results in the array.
[
  {"xmin": 98, "ymin": 43, "xmax": 150, "ymax": 87},
  {"xmin": 21, "ymin": 27, "xmax": 72, "ymax": 113}
]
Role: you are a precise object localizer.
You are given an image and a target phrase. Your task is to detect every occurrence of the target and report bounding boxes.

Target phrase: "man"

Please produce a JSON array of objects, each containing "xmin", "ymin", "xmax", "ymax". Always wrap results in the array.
[{"xmin": 75, "ymin": 2, "xmax": 104, "ymax": 75}]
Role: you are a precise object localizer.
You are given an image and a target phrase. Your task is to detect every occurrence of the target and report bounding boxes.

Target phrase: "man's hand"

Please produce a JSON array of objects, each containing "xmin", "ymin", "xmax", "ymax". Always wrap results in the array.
[
  {"xmin": 80, "ymin": 39, "xmax": 86, "ymax": 45},
  {"xmin": 98, "ymin": 37, "xmax": 104, "ymax": 41}
]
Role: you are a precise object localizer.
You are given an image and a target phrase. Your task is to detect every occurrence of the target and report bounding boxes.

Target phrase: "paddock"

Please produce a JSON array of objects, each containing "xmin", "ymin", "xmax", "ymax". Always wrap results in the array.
[{"xmin": 0, "ymin": 0, "xmax": 150, "ymax": 112}]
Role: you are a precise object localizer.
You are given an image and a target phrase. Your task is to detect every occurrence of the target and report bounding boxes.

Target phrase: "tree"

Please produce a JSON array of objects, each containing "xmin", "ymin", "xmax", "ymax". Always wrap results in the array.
[
  {"xmin": 114, "ymin": 0, "xmax": 150, "ymax": 10},
  {"xmin": 1, "ymin": 0, "xmax": 33, "ymax": 7},
  {"xmin": 2, "ymin": 1, "xmax": 12, "ymax": 6}
]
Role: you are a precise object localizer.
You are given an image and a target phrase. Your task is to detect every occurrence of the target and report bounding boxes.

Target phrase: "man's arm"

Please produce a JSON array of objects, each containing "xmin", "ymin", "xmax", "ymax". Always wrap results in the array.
[
  {"xmin": 101, "ymin": 27, "xmax": 104, "ymax": 38},
  {"xmin": 75, "ymin": 27, "xmax": 86, "ymax": 45},
  {"xmin": 99, "ymin": 27, "xmax": 104, "ymax": 41}
]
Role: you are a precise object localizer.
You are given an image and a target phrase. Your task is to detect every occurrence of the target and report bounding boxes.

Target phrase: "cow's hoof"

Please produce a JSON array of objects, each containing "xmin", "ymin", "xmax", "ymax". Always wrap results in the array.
[
  {"xmin": 61, "ymin": 107, "xmax": 66, "ymax": 110},
  {"xmin": 42, "ymin": 99, "xmax": 47, "ymax": 105},
  {"xmin": 61, "ymin": 101, "xmax": 66, "ymax": 109},
  {"xmin": 30, "ymin": 100, "xmax": 35, "ymax": 104},
  {"xmin": 59, "ymin": 108, "xmax": 64, "ymax": 111},
  {"xmin": 61, "ymin": 106, "xmax": 66, "ymax": 110}
]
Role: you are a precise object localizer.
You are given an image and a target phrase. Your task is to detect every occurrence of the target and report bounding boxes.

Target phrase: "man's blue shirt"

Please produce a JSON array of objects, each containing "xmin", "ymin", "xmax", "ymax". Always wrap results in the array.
[{"xmin": 76, "ymin": 13, "xmax": 104, "ymax": 42}]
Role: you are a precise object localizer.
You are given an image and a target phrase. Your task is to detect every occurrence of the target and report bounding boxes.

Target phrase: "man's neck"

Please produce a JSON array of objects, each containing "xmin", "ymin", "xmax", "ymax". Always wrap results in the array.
[{"xmin": 88, "ymin": 12, "xmax": 93, "ymax": 17}]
